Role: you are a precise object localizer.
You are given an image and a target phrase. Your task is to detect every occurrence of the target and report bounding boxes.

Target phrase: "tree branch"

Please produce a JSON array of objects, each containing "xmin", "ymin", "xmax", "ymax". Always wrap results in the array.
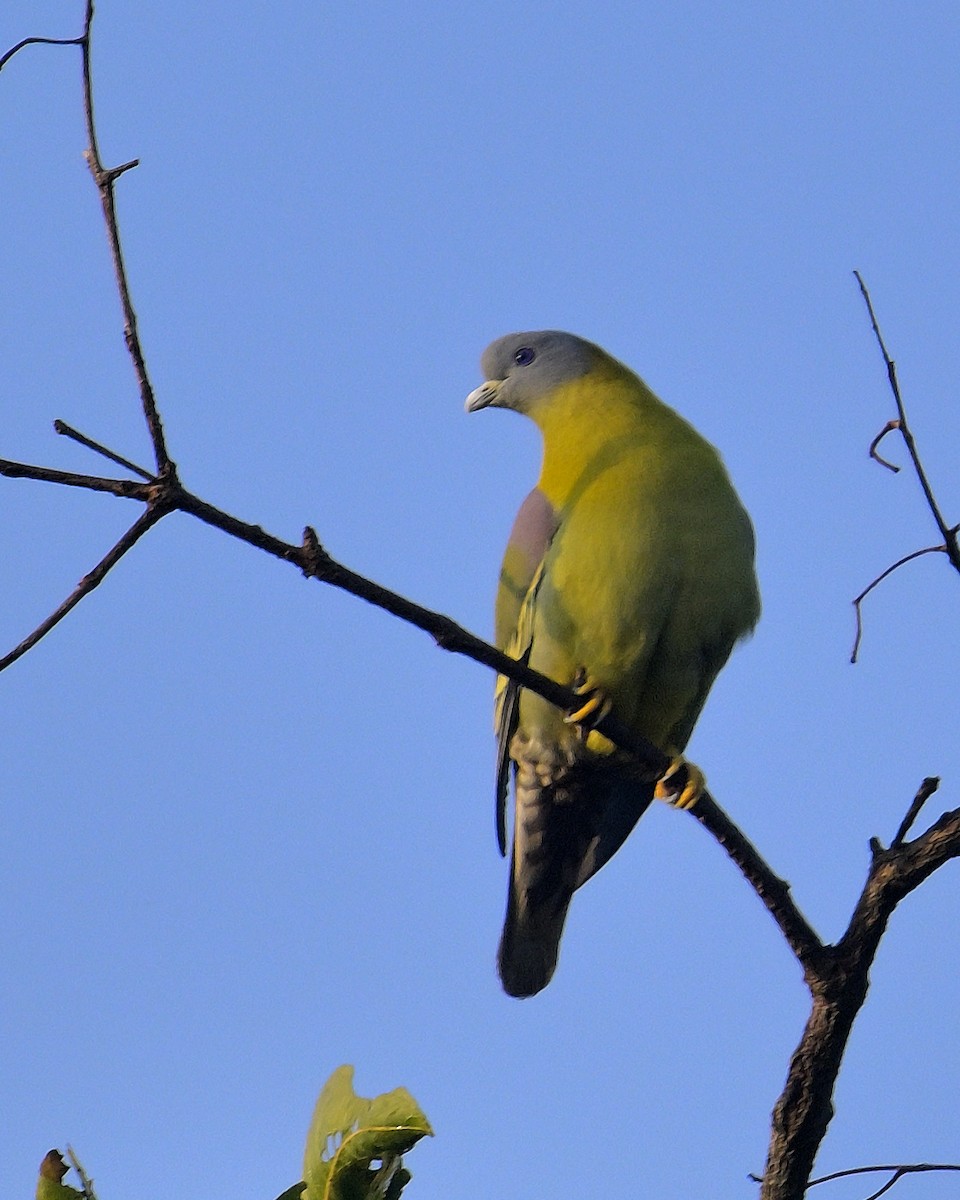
[
  {"xmin": 851, "ymin": 272, "xmax": 960, "ymax": 660},
  {"xmin": 0, "ymin": 455, "xmax": 150, "ymax": 499},
  {"xmin": 855, "ymin": 271, "xmax": 958, "ymax": 559},
  {"xmin": 758, "ymin": 784, "xmax": 960, "ymax": 1200},
  {"xmin": 807, "ymin": 1162, "xmax": 960, "ymax": 1198},
  {"xmin": 0, "ymin": 35, "xmax": 84, "ymax": 73},
  {"xmin": 78, "ymin": 0, "xmax": 171, "ymax": 473},
  {"xmin": 54, "ymin": 419, "xmax": 155, "ymax": 480},
  {"xmin": 0, "ymin": 504, "xmax": 165, "ymax": 673},
  {"xmin": 851, "ymin": 544, "xmax": 949, "ymax": 664}
]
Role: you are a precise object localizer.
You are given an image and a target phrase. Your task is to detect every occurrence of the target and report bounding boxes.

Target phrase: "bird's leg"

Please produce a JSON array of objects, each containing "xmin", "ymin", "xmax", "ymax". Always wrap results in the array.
[
  {"xmin": 564, "ymin": 668, "xmax": 613, "ymax": 738},
  {"xmin": 565, "ymin": 674, "xmax": 705, "ymax": 808},
  {"xmin": 654, "ymin": 754, "xmax": 706, "ymax": 810}
]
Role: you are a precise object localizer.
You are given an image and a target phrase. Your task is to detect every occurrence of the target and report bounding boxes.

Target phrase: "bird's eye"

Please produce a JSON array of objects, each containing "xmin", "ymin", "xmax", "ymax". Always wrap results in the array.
[{"xmin": 514, "ymin": 346, "xmax": 536, "ymax": 366}]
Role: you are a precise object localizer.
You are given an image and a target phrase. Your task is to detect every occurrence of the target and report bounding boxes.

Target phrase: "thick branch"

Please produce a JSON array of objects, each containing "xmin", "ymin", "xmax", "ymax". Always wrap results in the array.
[{"xmin": 759, "ymin": 789, "xmax": 960, "ymax": 1200}]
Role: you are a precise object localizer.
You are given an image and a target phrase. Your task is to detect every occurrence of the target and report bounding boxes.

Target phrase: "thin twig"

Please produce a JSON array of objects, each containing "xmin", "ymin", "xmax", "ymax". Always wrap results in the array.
[
  {"xmin": 862, "ymin": 1173, "xmax": 904, "ymax": 1200},
  {"xmin": 0, "ymin": 35, "xmax": 83, "ymax": 72},
  {"xmin": 0, "ymin": 455, "xmax": 150, "ymax": 499},
  {"xmin": 850, "ymin": 542, "xmax": 947, "ymax": 663},
  {"xmin": 54, "ymin": 419, "xmax": 155, "ymax": 479},
  {"xmin": 854, "ymin": 271, "xmax": 960, "ymax": 570},
  {"xmin": 867, "ymin": 420, "xmax": 901, "ymax": 473},
  {"xmin": 891, "ymin": 776, "xmax": 940, "ymax": 847},
  {"xmin": 808, "ymin": 1162, "xmax": 960, "ymax": 1192},
  {"xmin": 78, "ymin": 0, "xmax": 172, "ymax": 473},
  {"xmin": 0, "ymin": 505, "xmax": 165, "ymax": 673}
]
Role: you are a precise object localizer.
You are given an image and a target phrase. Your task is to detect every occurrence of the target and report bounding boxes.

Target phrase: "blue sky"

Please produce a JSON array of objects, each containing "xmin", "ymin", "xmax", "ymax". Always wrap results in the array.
[{"xmin": 3, "ymin": 3, "xmax": 960, "ymax": 1197}]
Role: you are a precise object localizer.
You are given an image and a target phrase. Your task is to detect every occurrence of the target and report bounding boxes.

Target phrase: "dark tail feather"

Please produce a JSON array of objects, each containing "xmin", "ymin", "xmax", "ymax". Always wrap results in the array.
[
  {"xmin": 497, "ymin": 874, "xmax": 571, "ymax": 997},
  {"xmin": 573, "ymin": 777, "xmax": 654, "ymax": 890},
  {"xmin": 497, "ymin": 768, "xmax": 655, "ymax": 997}
]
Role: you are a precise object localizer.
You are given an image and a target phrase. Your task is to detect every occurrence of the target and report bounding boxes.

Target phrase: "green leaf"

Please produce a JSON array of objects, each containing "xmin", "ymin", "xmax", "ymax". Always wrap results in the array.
[{"xmin": 301, "ymin": 1066, "xmax": 433, "ymax": 1200}]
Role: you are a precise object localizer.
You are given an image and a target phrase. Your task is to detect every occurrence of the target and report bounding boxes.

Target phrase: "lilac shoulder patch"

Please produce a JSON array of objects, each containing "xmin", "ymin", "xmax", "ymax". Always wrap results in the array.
[{"xmin": 507, "ymin": 487, "xmax": 559, "ymax": 574}]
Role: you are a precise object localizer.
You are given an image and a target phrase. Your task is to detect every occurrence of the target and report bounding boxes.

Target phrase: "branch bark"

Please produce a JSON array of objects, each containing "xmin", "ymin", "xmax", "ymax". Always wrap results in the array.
[{"xmin": 759, "ymin": 783, "xmax": 960, "ymax": 1200}]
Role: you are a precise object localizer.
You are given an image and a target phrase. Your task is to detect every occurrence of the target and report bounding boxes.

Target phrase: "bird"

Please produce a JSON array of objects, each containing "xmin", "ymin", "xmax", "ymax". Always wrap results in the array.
[{"xmin": 465, "ymin": 330, "xmax": 760, "ymax": 997}]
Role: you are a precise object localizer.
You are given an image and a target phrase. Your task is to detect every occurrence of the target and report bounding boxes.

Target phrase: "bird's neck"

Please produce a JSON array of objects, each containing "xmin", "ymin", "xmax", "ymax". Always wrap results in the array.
[{"xmin": 532, "ymin": 374, "xmax": 669, "ymax": 508}]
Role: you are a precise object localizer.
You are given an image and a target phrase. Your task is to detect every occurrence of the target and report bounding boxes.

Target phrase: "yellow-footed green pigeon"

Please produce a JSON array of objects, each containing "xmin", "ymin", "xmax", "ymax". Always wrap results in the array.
[{"xmin": 466, "ymin": 331, "xmax": 760, "ymax": 997}]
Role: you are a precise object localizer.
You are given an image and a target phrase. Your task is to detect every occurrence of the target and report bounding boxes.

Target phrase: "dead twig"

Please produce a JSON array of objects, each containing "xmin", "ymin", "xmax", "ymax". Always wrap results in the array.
[
  {"xmin": 0, "ymin": 35, "xmax": 84, "ymax": 72},
  {"xmin": 867, "ymin": 420, "xmax": 901, "ymax": 473},
  {"xmin": 78, "ymin": 0, "xmax": 171, "ymax": 473},
  {"xmin": 855, "ymin": 271, "xmax": 957, "ymax": 557},
  {"xmin": 55, "ymin": 419, "xmax": 155, "ymax": 480},
  {"xmin": 0, "ymin": 505, "xmax": 165, "ymax": 673},
  {"xmin": 891, "ymin": 776, "xmax": 940, "ymax": 847},
  {"xmin": 850, "ymin": 543, "xmax": 948, "ymax": 663},
  {"xmin": 0, "ymin": 455, "xmax": 149, "ymax": 499},
  {"xmin": 807, "ymin": 1161, "xmax": 960, "ymax": 1200},
  {"xmin": 851, "ymin": 273, "xmax": 960, "ymax": 659}
]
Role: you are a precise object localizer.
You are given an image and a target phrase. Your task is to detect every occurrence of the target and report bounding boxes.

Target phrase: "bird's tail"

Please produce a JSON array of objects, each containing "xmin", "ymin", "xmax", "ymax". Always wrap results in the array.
[
  {"xmin": 497, "ymin": 868, "xmax": 570, "ymax": 998},
  {"xmin": 497, "ymin": 756, "xmax": 654, "ymax": 997}
]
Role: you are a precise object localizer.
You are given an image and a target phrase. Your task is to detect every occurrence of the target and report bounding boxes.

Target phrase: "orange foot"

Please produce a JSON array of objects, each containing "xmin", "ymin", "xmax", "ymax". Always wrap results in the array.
[
  {"xmin": 654, "ymin": 755, "xmax": 706, "ymax": 811},
  {"xmin": 563, "ymin": 669, "xmax": 612, "ymax": 736}
]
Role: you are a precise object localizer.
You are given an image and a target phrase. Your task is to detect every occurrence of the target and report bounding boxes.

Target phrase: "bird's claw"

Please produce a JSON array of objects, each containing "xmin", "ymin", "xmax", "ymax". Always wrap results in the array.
[
  {"xmin": 564, "ymin": 669, "xmax": 613, "ymax": 736},
  {"xmin": 654, "ymin": 755, "xmax": 705, "ymax": 810}
]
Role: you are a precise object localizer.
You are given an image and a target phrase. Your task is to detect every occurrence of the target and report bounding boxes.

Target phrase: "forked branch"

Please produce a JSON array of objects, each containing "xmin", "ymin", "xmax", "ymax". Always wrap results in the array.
[{"xmin": 851, "ymin": 272, "xmax": 960, "ymax": 661}]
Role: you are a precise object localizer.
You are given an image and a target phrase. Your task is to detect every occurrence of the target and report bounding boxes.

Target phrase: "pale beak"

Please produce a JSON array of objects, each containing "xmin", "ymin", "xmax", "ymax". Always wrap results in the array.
[{"xmin": 464, "ymin": 379, "xmax": 504, "ymax": 413}]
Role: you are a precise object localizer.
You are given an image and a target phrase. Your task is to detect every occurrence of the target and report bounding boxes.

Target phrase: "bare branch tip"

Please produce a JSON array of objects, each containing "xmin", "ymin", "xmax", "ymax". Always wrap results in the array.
[
  {"xmin": 851, "ymin": 544, "xmax": 948, "ymax": 662},
  {"xmin": 850, "ymin": 599, "xmax": 864, "ymax": 663},
  {"xmin": 891, "ymin": 776, "xmax": 942, "ymax": 847},
  {"xmin": 868, "ymin": 421, "xmax": 902, "ymax": 472},
  {"xmin": 53, "ymin": 421, "xmax": 155, "ymax": 481},
  {"xmin": 104, "ymin": 157, "xmax": 140, "ymax": 184},
  {"xmin": 810, "ymin": 1164, "xmax": 960, "ymax": 1200},
  {"xmin": 0, "ymin": 34, "xmax": 84, "ymax": 72}
]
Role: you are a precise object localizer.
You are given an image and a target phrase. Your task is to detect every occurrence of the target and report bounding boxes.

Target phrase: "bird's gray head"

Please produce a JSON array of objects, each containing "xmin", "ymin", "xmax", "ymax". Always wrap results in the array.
[{"xmin": 464, "ymin": 331, "xmax": 601, "ymax": 415}]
